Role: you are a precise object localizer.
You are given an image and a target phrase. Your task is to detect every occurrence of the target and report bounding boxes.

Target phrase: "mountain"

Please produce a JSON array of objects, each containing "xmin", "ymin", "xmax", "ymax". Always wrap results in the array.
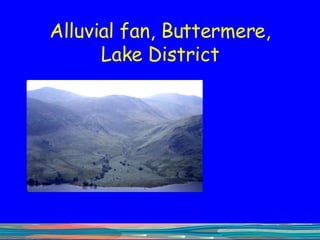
[
  {"xmin": 143, "ymin": 93, "xmax": 202, "ymax": 120},
  {"xmin": 27, "ymin": 87, "xmax": 82, "ymax": 103},
  {"xmin": 28, "ymin": 88, "xmax": 169, "ymax": 135},
  {"xmin": 147, "ymin": 93, "xmax": 202, "ymax": 105},
  {"xmin": 27, "ymin": 87, "xmax": 203, "ymax": 188},
  {"xmin": 63, "ymin": 95, "xmax": 168, "ymax": 135}
]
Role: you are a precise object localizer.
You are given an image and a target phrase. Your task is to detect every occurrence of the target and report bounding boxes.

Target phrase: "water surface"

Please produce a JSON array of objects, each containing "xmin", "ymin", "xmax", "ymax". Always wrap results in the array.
[{"xmin": 28, "ymin": 182, "xmax": 202, "ymax": 192}]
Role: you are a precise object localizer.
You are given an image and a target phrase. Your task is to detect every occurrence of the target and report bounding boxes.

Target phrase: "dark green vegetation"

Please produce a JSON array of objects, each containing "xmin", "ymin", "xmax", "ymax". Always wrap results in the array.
[{"xmin": 27, "ymin": 87, "xmax": 202, "ymax": 187}]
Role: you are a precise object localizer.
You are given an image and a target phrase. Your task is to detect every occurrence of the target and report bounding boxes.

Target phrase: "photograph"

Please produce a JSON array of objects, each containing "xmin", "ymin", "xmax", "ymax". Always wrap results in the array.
[{"xmin": 27, "ymin": 80, "xmax": 203, "ymax": 192}]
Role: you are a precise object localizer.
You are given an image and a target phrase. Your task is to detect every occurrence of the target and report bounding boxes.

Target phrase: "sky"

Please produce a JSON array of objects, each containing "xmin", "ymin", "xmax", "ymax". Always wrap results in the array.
[{"xmin": 26, "ymin": 80, "xmax": 203, "ymax": 98}]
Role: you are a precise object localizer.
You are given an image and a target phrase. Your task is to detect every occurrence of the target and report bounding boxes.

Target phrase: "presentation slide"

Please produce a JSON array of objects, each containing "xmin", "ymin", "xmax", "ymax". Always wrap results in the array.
[{"xmin": 2, "ymin": 1, "xmax": 319, "ymax": 239}]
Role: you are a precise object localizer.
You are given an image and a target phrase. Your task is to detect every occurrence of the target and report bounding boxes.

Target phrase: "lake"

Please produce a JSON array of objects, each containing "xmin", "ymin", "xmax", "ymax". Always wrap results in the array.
[{"xmin": 28, "ymin": 182, "xmax": 202, "ymax": 192}]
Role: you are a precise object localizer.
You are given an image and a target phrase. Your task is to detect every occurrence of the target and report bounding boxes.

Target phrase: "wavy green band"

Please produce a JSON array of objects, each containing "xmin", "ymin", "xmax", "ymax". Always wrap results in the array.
[{"xmin": 1, "ymin": 224, "xmax": 320, "ymax": 239}]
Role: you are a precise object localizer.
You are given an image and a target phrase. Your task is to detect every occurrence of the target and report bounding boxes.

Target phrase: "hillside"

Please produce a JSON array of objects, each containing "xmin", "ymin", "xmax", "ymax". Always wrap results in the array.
[
  {"xmin": 27, "ymin": 98, "xmax": 80, "ymax": 135},
  {"xmin": 132, "ymin": 115, "xmax": 202, "ymax": 181}
]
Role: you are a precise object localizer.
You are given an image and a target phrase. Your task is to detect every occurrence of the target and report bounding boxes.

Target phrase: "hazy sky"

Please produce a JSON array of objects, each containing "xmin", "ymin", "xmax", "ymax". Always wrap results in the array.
[{"xmin": 27, "ymin": 80, "xmax": 202, "ymax": 98}]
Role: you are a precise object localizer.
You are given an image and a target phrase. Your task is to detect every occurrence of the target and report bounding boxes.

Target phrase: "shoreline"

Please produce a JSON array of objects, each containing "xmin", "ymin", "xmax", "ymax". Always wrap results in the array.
[{"xmin": 27, "ymin": 181, "xmax": 202, "ymax": 192}]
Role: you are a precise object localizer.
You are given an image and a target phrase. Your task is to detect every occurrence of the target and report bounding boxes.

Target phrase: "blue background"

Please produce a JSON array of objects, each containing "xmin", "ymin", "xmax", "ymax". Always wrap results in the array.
[{"xmin": 2, "ymin": 1, "xmax": 320, "ymax": 222}]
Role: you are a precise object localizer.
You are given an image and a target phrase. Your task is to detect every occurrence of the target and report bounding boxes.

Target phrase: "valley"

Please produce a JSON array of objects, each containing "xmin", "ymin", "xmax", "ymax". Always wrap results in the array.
[{"xmin": 27, "ymin": 87, "xmax": 203, "ymax": 189}]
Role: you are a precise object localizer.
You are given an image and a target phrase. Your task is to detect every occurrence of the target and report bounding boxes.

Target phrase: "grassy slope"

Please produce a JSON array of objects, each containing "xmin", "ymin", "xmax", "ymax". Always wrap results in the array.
[{"xmin": 131, "ymin": 115, "xmax": 202, "ymax": 183}]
